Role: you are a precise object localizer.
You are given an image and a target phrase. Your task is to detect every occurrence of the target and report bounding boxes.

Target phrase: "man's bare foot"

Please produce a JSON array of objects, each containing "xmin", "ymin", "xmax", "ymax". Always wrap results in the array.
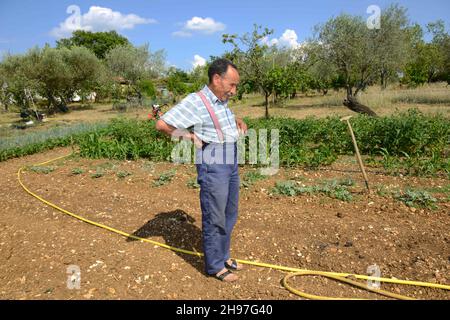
[{"xmin": 215, "ymin": 268, "xmax": 238, "ymax": 282}]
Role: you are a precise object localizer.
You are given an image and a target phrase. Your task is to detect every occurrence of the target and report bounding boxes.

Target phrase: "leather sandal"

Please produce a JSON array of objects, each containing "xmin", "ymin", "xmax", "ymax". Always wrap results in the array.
[
  {"xmin": 224, "ymin": 259, "xmax": 243, "ymax": 271},
  {"xmin": 214, "ymin": 270, "xmax": 238, "ymax": 282}
]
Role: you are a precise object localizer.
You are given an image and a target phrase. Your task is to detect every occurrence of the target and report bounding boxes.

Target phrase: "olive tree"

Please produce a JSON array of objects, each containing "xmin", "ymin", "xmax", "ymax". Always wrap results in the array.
[
  {"xmin": 105, "ymin": 44, "xmax": 161, "ymax": 103},
  {"xmin": 0, "ymin": 46, "xmax": 108, "ymax": 115},
  {"xmin": 36, "ymin": 46, "xmax": 107, "ymax": 111},
  {"xmin": 0, "ymin": 48, "xmax": 42, "ymax": 116},
  {"xmin": 311, "ymin": 5, "xmax": 410, "ymax": 115}
]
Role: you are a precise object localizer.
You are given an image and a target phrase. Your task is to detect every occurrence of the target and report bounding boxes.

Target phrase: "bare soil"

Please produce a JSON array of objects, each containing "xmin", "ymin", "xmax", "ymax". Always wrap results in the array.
[{"xmin": 0, "ymin": 147, "xmax": 449, "ymax": 300}]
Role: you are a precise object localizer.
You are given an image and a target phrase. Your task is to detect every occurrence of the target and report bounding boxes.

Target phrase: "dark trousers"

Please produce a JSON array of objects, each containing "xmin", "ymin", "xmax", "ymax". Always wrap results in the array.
[{"xmin": 196, "ymin": 143, "xmax": 239, "ymax": 275}]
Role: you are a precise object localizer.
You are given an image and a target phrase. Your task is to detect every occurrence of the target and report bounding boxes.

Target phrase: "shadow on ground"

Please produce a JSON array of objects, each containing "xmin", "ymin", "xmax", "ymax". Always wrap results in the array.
[{"xmin": 126, "ymin": 209, "xmax": 204, "ymax": 274}]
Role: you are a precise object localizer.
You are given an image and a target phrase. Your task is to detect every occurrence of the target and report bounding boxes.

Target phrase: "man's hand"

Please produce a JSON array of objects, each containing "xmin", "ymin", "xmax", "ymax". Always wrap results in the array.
[
  {"xmin": 235, "ymin": 118, "xmax": 248, "ymax": 135},
  {"xmin": 190, "ymin": 132, "xmax": 204, "ymax": 148},
  {"xmin": 156, "ymin": 120, "xmax": 203, "ymax": 148},
  {"xmin": 177, "ymin": 130, "xmax": 203, "ymax": 148}
]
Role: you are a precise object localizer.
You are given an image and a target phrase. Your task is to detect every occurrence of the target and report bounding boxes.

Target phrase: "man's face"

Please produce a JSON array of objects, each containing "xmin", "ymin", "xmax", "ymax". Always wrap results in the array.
[{"xmin": 213, "ymin": 66, "xmax": 240, "ymax": 102}]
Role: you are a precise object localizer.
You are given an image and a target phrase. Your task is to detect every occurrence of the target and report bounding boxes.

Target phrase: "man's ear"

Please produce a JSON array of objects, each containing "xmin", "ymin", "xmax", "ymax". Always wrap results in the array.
[{"xmin": 212, "ymin": 74, "xmax": 221, "ymax": 85}]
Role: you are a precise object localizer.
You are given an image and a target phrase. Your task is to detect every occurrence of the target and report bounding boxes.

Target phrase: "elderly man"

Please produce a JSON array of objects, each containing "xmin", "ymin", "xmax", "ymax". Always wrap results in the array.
[{"xmin": 156, "ymin": 58, "xmax": 247, "ymax": 282}]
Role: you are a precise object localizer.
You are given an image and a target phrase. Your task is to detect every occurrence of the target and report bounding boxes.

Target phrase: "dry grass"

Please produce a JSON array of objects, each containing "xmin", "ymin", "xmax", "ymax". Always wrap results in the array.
[
  {"xmin": 0, "ymin": 83, "xmax": 448, "ymax": 139},
  {"xmin": 0, "ymin": 103, "xmax": 152, "ymax": 139},
  {"xmin": 230, "ymin": 82, "xmax": 450, "ymax": 119}
]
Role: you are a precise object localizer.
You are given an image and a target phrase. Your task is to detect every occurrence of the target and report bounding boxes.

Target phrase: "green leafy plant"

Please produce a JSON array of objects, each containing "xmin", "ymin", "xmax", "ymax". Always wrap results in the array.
[
  {"xmin": 240, "ymin": 170, "xmax": 268, "ymax": 189},
  {"xmin": 71, "ymin": 168, "xmax": 84, "ymax": 175},
  {"xmin": 3, "ymin": 111, "xmax": 448, "ymax": 179},
  {"xmin": 153, "ymin": 169, "xmax": 176, "ymax": 187},
  {"xmin": 29, "ymin": 165, "xmax": 55, "ymax": 174},
  {"xmin": 394, "ymin": 189, "xmax": 438, "ymax": 209},
  {"xmin": 272, "ymin": 179, "xmax": 353, "ymax": 202},
  {"xmin": 91, "ymin": 168, "xmax": 105, "ymax": 178},
  {"xmin": 375, "ymin": 184, "xmax": 390, "ymax": 197},
  {"xmin": 186, "ymin": 178, "xmax": 200, "ymax": 189},
  {"xmin": 272, "ymin": 181, "xmax": 299, "ymax": 196},
  {"xmin": 116, "ymin": 171, "xmax": 132, "ymax": 179}
]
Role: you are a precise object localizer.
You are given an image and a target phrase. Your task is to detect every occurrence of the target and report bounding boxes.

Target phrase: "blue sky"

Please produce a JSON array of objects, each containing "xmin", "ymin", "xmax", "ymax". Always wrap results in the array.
[{"xmin": 0, "ymin": 0, "xmax": 449, "ymax": 70}]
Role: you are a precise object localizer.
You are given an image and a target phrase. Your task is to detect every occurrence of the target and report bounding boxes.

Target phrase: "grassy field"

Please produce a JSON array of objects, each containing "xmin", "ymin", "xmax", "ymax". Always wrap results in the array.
[
  {"xmin": 230, "ymin": 83, "xmax": 450, "ymax": 119},
  {"xmin": 0, "ymin": 83, "xmax": 449, "ymax": 163},
  {"xmin": 1, "ymin": 83, "xmax": 449, "ymax": 139}
]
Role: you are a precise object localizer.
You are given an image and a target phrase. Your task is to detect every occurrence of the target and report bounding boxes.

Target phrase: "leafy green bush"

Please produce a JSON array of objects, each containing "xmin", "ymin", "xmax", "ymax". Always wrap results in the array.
[
  {"xmin": 244, "ymin": 109, "xmax": 449, "ymax": 175},
  {"xmin": 186, "ymin": 178, "xmax": 200, "ymax": 189},
  {"xmin": 77, "ymin": 118, "xmax": 173, "ymax": 161},
  {"xmin": 240, "ymin": 170, "xmax": 268, "ymax": 189},
  {"xmin": 74, "ymin": 111, "xmax": 449, "ymax": 177},
  {"xmin": 116, "ymin": 171, "xmax": 132, "ymax": 179},
  {"xmin": 71, "ymin": 168, "xmax": 84, "ymax": 175},
  {"xmin": 394, "ymin": 189, "xmax": 438, "ymax": 209},
  {"xmin": 3, "ymin": 110, "xmax": 448, "ymax": 178},
  {"xmin": 272, "ymin": 179, "xmax": 353, "ymax": 202},
  {"xmin": 152, "ymin": 169, "xmax": 176, "ymax": 187},
  {"xmin": 91, "ymin": 169, "xmax": 105, "ymax": 178},
  {"xmin": 29, "ymin": 165, "xmax": 55, "ymax": 174},
  {"xmin": 139, "ymin": 79, "xmax": 157, "ymax": 99}
]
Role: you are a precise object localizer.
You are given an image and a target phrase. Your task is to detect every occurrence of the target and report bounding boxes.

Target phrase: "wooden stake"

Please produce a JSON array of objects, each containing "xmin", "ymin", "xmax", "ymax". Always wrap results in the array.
[{"xmin": 340, "ymin": 116, "xmax": 370, "ymax": 192}]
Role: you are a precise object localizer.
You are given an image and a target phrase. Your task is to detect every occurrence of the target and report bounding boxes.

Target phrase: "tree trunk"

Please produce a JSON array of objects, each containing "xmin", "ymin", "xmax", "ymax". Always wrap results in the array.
[
  {"xmin": 343, "ymin": 95, "xmax": 377, "ymax": 117},
  {"xmin": 346, "ymin": 85, "xmax": 353, "ymax": 97},
  {"xmin": 47, "ymin": 94, "xmax": 57, "ymax": 114},
  {"xmin": 380, "ymin": 70, "xmax": 387, "ymax": 90},
  {"xmin": 264, "ymin": 92, "xmax": 270, "ymax": 119},
  {"xmin": 427, "ymin": 71, "xmax": 435, "ymax": 84}
]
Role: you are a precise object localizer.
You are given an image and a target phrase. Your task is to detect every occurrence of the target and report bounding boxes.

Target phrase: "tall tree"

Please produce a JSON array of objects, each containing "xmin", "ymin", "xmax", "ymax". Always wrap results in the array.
[
  {"xmin": 311, "ymin": 5, "xmax": 411, "ymax": 116},
  {"xmin": 166, "ymin": 67, "xmax": 189, "ymax": 101},
  {"xmin": 427, "ymin": 20, "xmax": 450, "ymax": 83},
  {"xmin": 36, "ymin": 46, "xmax": 107, "ymax": 111},
  {"xmin": 304, "ymin": 42, "xmax": 340, "ymax": 95},
  {"xmin": 189, "ymin": 64, "xmax": 209, "ymax": 92},
  {"xmin": 223, "ymin": 24, "xmax": 275, "ymax": 118},
  {"xmin": 0, "ymin": 48, "xmax": 42, "ymax": 115},
  {"xmin": 147, "ymin": 49, "xmax": 168, "ymax": 79},
  {"xmin": 57, "ymin": 30, "xmax": 130, "ymax": 59},
  {"xmin": 0, "ymin": 69, "xmax": 12, "ymax": 111},
  {"xmin": 105, "ymin": 44, "xmax": 150, "ymax": 101},
  {"xmin": 0, "ymin": 45, "xmax": 108, "ymax": 115},
  {"xmin": 374, "ymin": 4, "xmax": 410, "ymax": 89},
  {"xmin": 402, "ymin": 21, "xmax": 449, "ymax": 85}
]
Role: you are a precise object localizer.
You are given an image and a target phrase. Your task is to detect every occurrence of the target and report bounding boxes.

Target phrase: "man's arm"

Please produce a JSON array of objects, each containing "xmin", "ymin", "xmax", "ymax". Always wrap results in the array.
[
  {"xmin": 155, "ymin": 119, "xmax": 203, "ymax": 148},
  {"xmin": 155, "ymin": 119, "xmax": 177, "ymax": 136}
]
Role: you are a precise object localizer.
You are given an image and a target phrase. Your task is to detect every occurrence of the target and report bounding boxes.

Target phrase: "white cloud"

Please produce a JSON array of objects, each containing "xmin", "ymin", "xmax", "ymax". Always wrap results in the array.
[
  {"xmin": 185, "ymin": 17, "xmax": 225, "ymax": 33},
  {"xmin": 192, "ymin": 54, "xmax": 206, "ymax": 68},
  {"xmin": 173, "ymin": 16, "xmax": 225, "ymax": 37},
  {"xmin": 261, "ymin": 36, "xmax": 278, "ymax": 47},
  {"xmin": 50, "ymin": 5, "xmax": 156, "ymax": 39},
  {"xmin": 262, "ymin": 29, "xmax": 302, "ymax": 49}
]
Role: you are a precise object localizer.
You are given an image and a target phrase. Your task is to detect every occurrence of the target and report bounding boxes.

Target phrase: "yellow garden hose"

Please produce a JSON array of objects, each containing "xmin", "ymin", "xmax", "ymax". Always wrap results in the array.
[{"xmin": 17, "ymin": 154, "xmax": 450, "ymax": 300}]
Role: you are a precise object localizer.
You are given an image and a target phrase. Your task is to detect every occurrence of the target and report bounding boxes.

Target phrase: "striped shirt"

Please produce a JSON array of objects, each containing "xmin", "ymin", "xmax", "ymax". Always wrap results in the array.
[{"xmin": 160, "ymin": 85, "xmax": 239, "ymax": 143}]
